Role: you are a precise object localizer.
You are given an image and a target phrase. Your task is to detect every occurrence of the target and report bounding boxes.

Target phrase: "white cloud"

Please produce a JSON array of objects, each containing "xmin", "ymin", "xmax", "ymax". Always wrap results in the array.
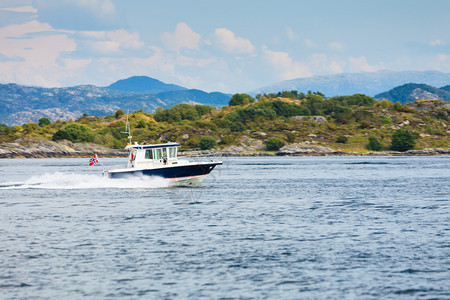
[
  {"xmin": 0, "ymin": 21, "xmax": 75, "ymax": 64},
  {"xmin": 328, "ymin": 42, "xmax": 345, "ymax": 51},
  {"xmin": 107, "ymin": 30, "xmax": 144, "ymax": 51},
  {"xmin": 286, "ymin": 26, "xmax": 297, "ymax": 41},
  {"xmin": 348, "ymin": 56, "xmax": 379, "ymax": 72},
  {"xmin": 60, "ymin": 57, "xmax": 91, "ymax": 70},
  {"xmin": 75, "ymin": 29, "xmax": 145, "ymax": 56},
  {"xmin": 214, "ymin": 28, "xmax": 255, "ymax": 54},
  {"xmin": 304, "ymin": 38, "xmax": 316, "ymax": 48},
  {"xmin": 329, "ymin": 61, "xmax": 344, "ymax": 73},
  {"xmin": 33, "ymin": 0, "xmax": 122, "ymax": 31},
  {"xmin": 262, "ymin": 46, "xmax": 312, "ymax": 80},
  {"xmin": 176, "ymin": 55, "xmax": 215, "ymax": 67},
  {"xmin": 437, "ymin": 54, "xmax": 448, "ymax": 62},
  {"xmin": 0, "ymin": 6, "xmax": 37, "ymax": 13},
  {"xmin": 161, "ymin": 22, "xmax": 201, "ymax": 53},
  {"xmin": 310, "ymin": 53, "xmax": 344, "ymax": 74},
  {"xmin": 430, "ymin": 39, "xmax": 445, "ymax": 46}
]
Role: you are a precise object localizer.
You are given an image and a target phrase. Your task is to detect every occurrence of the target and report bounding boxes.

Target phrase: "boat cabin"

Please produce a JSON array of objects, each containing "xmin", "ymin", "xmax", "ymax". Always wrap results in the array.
[{"xmin": 125, "ymin": 142, "xmax": 181, "ymax": 169}]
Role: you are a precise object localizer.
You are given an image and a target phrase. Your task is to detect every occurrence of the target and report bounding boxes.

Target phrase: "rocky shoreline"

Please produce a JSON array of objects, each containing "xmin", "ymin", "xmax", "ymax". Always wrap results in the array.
[
  {"xmin": 183, "ymin": 144, "xmax": 450, "ymax": 157},
  {"xmin": 1, "ymin": 138, "xmax": 448, "ymax": 159},
  {"xmin": 0, "ymin": 138, "xmax": 128, "ymax": 159}
]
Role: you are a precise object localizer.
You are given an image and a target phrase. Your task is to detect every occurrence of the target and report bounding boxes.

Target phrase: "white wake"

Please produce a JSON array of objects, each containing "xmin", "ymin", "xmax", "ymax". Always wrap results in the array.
[{"xmin": 0, "ymin": 172, "xmax": 170, "ymax": 189}]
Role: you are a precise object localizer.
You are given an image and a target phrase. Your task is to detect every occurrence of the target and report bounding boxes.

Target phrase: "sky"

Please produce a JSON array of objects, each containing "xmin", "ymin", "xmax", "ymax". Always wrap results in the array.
[{"xmin": 0, "ymin": 0, "xmax": 449, "ymax": 93}]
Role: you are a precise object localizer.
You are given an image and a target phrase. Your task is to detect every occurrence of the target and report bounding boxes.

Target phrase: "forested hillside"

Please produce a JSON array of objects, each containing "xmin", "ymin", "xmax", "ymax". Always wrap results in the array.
[
  {"xmin": 375, "ymin": 83, "xmax": 450, "ymax": 104},
  {"xmin": 1, "ymin": 90, "xmax": 449, "ymax": 154}
]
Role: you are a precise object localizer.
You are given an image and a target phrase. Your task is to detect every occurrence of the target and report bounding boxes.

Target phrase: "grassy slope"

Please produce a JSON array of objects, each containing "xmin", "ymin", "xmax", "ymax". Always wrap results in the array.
[{"xmin": 1, "ymin": 98, "xmax": 449, "ymax": 153}]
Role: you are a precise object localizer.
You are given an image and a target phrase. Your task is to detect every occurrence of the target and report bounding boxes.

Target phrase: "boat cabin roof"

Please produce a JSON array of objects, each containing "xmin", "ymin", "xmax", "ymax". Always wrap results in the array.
[{"xmin": 125, "ymin": 142, "xmax": 180, "ymax": 150}]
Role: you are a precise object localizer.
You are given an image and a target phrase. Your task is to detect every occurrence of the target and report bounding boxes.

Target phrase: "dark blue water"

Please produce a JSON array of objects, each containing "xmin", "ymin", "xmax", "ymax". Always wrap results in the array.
[{"xmin": 0, "ymin": 156, "xmax": 449, "ymax": 299}]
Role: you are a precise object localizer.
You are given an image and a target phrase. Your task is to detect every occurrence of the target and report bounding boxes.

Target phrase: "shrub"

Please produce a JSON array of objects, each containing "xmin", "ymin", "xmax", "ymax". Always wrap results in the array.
[
  {"xmin": 336, "ymin": 136, "xmax": 348, "ymax": 143},
  {"xmin": 38, "ymin": 117, "xmax": 51, "ymax": 127},
  {"xmin": 65, "ymin": 123, "xmax": 94, "ymax": 143},
  {"xmin": 115, "ymin": 109, "xmax": 125, "ymax": 119},
  {"xmin": 229, "ymin": 121, "xmax": 245, "ymax": 132},
  {"xmin": 269, "ymin": 100, "xmax": 310, "ymax": 117},
  {"xmin": 286, "ymin": 132, "xmax": 296, "ymax": 143},
  {"xmin": 12, "ymin": 125, "xmax": 22, "ymax": 133},
  {"xmin": 136, "ymin": 120, "xmax": 147, "ymax": 128},
  {"xmin": 154, "ymin": 104, "xmax": 205, "ymax": 122},
  {"xmin": 390, "ymin": 129, "xmax": 416, "ymax": 151},
  {"xmin": 359, "ymin": 120, "xmax": 371, "ymax": 129},
  {"xmin": 23, "ymin": 123, "xmax": 37, "ymax": 134},
  {"xmin": 378, "ymin": 100, "xmax": 392, "ymax": 109},
  {"xmin": 266, "ymin": 137, "xmax": 285, "ymax": 151},
  {"xmin": 436, "ymin": 110, "xmax": 448, "ymax": 121},
  {"xmin": 327, "ymin": 123, "xmax": 337, "ymax": 131},
  {"xmin": 367, "ymin": 136, "xmax": 383, "ymax": 151},
  {"xmin": 220, "ymin": 135, "xmax": 235, "ymax": 145},
  {"xmin": 186, "ymin": 137, "xmax": 200, "ymax": 148},
  {"xmin": 229, "ymin": 93, "xmax": 255, "ymax": 106},
  {"xmin": 53, "ymin": 130, "xmax": 70, "ymax": 141},
  {"xmin": 199, "ymin": 135, "xmax": 217, "ymax": 150},
  {"xmin": 0, "ymin": 123, "xmax": 10, "ymax": 135},
  {"xmin": 380, "ymin": 117, "xmax": 393, "ymax": 124}
]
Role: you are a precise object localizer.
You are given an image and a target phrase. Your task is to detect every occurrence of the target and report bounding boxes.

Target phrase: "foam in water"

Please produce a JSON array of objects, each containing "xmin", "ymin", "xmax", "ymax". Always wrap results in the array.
[{"xmin": 0, "ymin": 172, "xmax": 169, "ymax": 189}]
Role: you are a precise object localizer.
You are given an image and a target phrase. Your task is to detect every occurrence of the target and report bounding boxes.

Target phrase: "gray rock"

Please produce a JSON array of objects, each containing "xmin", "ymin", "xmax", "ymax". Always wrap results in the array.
[
  {"xmin": 0, "ymin": 138, "xmax": 127, "ymax": 158},
  {"xmin": 290, "ymin": 116, "xmax": 327, "ymax": 124},
  {"xmin": 277, "ymin": 143, "xmax": 337, "ymax": 156},
  {"xmin": 239, "ymin": 136, "xmax": 265, "ymax": 151}
]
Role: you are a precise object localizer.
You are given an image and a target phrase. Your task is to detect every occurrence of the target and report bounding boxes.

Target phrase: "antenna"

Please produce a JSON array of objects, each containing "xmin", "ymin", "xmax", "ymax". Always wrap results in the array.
[{"xmin": 121, "ymin": 110, "xmax": 132, "ymax": 146}]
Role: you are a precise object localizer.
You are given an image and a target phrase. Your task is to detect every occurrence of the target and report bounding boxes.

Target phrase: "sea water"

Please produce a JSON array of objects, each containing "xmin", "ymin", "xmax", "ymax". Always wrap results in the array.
[{"xmin": 0, "ymin": 156, "xmax": 449, "ymax": 299}]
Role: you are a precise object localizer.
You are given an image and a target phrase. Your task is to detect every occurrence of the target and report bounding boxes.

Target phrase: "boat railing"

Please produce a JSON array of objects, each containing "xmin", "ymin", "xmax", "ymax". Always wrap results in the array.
[{"xmin": 179, "ymin": 150, "xmax": 223, "ymax": 162}]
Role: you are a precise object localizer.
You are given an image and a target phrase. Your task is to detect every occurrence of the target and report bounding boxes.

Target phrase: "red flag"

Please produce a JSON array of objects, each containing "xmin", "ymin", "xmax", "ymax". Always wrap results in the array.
[{"xmin": 89, "ymin": 154, "xmax": 99, "ymax": 166}]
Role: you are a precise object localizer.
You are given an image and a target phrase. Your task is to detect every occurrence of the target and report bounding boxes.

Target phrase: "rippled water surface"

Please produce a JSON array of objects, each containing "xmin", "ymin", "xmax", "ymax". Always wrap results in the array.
[{"xmin": 0, "ymin": 156, "xmax": 449, "ymax": 299}]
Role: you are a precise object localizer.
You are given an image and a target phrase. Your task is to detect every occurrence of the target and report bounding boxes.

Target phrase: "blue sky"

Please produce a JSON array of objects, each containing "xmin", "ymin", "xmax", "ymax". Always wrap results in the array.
[{"xmin": 0, "ymin": 0, "xmax": 449, "ymax": 93}]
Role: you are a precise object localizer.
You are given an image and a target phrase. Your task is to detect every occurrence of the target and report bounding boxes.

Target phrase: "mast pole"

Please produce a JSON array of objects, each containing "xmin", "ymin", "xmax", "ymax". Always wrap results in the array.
[{"xmin": 122, "ymin": 110, "xmax": 132, "ymax": 146}]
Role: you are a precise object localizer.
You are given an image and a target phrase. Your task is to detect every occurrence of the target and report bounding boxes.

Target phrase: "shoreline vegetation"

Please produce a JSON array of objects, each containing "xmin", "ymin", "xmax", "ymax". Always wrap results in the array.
[
  {"xmin": 0, "ymin": 137, "xmax": 448, "ymax": 159},
  {"xmin": 1, "ymin": 92, "xmax": 449, "ymax": 158}
]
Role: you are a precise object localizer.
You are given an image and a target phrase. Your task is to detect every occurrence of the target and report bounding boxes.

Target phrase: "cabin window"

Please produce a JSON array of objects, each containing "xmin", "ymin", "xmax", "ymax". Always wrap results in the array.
[
  {"xmin": 169, "ymin": 147, "xmax": 177, "ymax": 158},
  {"xmin": 153, "ymin": 148, "xmax": 163, "ymax": 160},
  {"xmin": 145, "ymin": 150, "xmax": 153, "ymax": 159}
]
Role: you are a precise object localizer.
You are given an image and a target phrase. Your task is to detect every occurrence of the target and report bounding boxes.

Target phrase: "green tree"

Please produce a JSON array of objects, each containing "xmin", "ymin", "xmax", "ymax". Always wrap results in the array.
[
  {"xmin": 65, "ymin": 123, "xmax": 94, "ymax": 143},
  {"xmin": 229, "ymin": 93, "xmax": 255, "ymax": 106},
  {"xmin": 115, "ymin": 109, "xmax": 125, "ymax": 119},
  {"xmin": 266, "ymin": 137, "xmax": 285, "ymax": 151},
  {"xmin": 336, "ymin": 136, "xmax": 348, "ymax": 143},
  {"xmin": 367, "ymin": 136, "xmax": 383, "ymax": 151},
  {"xmin": 23, "ymin": 123, "xmax": 37, "ymax": 134},
  {"xmin": 393, "ymin": 101, "xmax": 403, "ymax": 111},
  {"xmin": 286, "ymin": 132, "xmax": 296, "ymax": 143},
  {"xmin": 0, "ymin": 123, "xmax": 10, "ymax": 135},
  {"xmin": 304, "ymin": 94, "xmax": 325, "ymax": 115},
  {"xmin": 270, "ymin": 100, "xmax": 310, "ymax": 117},
  {"xmin": 390, "ymin": 128, "xmax": 416, "ymax": 151},
  {"xmin": 229, "ymin": 121, "xmax": 245, "ymax": 132},
  {"xmin": 199, "ymin": 135, "xmax": 217, "ymax": 150},
  {"xmin": 136, "ymin": 120, "xmax": 147, "ymax": 128},
  {"xmin": 38, "ymin": 117, "xmax": 51, "ymax": 127},
  {"xmin": 52, "ymin": 130, "xmax": 70, "ymax": 141},
  {"xmin": 195, "ymin": 104, "xmax": 215, "ymax": 116}
]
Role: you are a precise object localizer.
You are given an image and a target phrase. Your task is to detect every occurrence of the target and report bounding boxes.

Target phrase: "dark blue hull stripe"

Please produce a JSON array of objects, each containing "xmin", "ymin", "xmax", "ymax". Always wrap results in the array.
[{"xmin": 108, "ymin": 163, "xmax": 220, "ymax": 179}]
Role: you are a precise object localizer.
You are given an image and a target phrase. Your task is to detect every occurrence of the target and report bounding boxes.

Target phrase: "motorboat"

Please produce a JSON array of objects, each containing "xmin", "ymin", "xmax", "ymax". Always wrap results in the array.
[
  {"xmin": 103, "ymin": 142, "xmax": 222, "ymax": 186},
  {"xmin": 102, "ymin": 115, "xmax": 222, "ymax": 186}
]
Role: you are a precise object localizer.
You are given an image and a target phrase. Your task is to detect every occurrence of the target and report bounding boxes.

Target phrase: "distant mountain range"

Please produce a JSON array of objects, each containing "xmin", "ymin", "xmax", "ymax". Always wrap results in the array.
[
  {"xmin": 374, "ymin": 83, "xmax": 450, "ymax": 104},
  {"xmin": 1, "ymin": 71, "xmax": 450, "ymax": 126},
  {"xmin": 107, "ymin": 76, "xmax": 186, "ymax": 93},
  {"xmin": 252, "ymin": 70, "xmax": 450, "ymax": 97},
  {"xmin": 0, "ymin": 77, "xmax": 231, "ymax": 126}
]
